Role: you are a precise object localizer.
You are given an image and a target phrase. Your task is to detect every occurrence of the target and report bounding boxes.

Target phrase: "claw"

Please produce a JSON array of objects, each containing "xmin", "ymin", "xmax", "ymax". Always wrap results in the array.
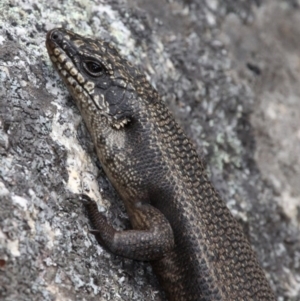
[
  {"xmin": 80, "ymin": 194, "xmax": 95, "ymax": 204},
  {"xmin": 89, "ymin": 229, "xmax": 101, "ymax": 234}
]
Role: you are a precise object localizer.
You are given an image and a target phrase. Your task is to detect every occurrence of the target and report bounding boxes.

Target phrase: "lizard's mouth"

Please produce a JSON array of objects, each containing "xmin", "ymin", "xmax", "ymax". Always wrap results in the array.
[
  {"xmin": 46, "ymin": 28, "xmax": 111, "ymax": 115},
  {"xmin": 46, "ymin": 29, "xmax": 90, "ymax": 99}
]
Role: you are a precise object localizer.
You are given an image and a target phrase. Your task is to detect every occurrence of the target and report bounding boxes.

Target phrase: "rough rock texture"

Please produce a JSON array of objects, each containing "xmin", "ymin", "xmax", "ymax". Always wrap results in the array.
[{"xmin": 0, "ymin": 0, "xmax": 299, "ymax": 301}]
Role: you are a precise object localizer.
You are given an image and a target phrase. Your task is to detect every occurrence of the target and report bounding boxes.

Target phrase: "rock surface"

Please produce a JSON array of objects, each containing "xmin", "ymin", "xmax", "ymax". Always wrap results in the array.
[{"xmin": 0, "ymin": 0, "xmax": 299, "ymax": 300}]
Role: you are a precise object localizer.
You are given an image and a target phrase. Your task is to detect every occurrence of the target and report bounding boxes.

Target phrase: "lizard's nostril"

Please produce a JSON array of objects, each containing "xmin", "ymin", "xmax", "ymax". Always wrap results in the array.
[{"xmin": 51, "ymin": 31, "xmax": 59, "ymax": 40}]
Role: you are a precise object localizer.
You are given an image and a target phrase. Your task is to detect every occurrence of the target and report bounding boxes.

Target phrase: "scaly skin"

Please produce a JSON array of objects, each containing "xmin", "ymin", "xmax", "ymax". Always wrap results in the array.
[{"xmin": 46, "ymin": 28, "xmax": 275, "ymax": 301}]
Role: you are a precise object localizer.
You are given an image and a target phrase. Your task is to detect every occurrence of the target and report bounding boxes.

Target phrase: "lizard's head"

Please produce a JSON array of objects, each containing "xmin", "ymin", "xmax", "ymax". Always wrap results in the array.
[{"xmin": 46, "ymin": 28, "xmax": 158, "ymax": 131}]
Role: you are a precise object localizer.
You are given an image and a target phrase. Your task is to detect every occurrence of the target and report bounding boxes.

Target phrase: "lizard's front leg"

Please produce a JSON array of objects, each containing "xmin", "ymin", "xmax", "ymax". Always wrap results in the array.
[{"xmin": 81, "ymin": 195, "xmax": 174, "ymax": 261}]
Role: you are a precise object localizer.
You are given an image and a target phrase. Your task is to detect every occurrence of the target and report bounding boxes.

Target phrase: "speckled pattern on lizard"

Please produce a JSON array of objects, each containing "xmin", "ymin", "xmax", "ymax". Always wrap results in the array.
[{"xmin": 46, "ymin": 28, "xmax": 276, "ymax": 301}]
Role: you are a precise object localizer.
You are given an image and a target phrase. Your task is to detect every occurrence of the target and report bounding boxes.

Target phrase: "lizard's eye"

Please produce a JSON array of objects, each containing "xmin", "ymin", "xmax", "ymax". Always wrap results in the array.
[{"xmin": 83, "ymin": 60, "xmax": 105, "ymax": 77}]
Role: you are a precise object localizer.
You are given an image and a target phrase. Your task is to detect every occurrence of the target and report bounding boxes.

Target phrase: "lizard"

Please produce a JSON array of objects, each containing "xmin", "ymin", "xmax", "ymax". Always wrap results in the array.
[{"xmin": 46, "ymin": 28, "xmax": 276, "ymax": 301}]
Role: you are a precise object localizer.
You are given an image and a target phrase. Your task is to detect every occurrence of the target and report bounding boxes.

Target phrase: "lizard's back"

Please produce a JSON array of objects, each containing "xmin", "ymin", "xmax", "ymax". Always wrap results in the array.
[{"xmin": 143, "ymin": 101, "xmax": 274, "ymax": 300}]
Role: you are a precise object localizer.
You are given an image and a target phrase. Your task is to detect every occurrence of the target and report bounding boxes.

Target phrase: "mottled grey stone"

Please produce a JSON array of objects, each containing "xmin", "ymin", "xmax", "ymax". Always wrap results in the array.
[{"xmin": 0, "ymin": 0, "xmax": 299, "ymax": 300}]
